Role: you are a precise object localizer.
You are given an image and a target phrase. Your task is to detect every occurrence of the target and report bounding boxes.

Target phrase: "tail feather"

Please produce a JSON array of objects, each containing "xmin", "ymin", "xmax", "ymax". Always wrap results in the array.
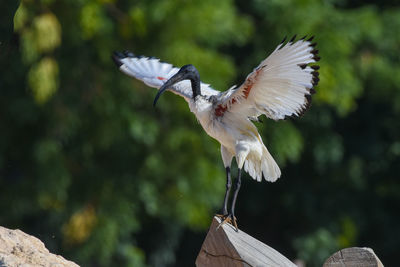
[
  {"xmin": 244, "ymin": 146, "xmax": 281, "ymax": 182},
  {"xmin": 261, "ymin": 146, "xmax": 281, "ymax": 182}
]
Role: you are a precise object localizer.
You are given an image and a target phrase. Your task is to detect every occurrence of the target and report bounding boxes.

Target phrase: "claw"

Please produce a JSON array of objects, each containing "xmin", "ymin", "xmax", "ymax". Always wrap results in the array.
[
  {"xmin": 231, "ymin": 216, "xmax": 238, "ymax": 232},
  {"xmin": 216, "ymin": 214, "xmax": 230, "ymax": 230},
  {"xmin": 215, "ymin": 214, "xmax": 238, "ymax": 231}
]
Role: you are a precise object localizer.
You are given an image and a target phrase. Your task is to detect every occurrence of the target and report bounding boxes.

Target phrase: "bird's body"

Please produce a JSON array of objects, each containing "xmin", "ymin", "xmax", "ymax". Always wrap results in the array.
[
  {"xmin": 188, "ymin": 94, "xmax": 280, "ymax": 182},
  {"xmin": 113, "ymin": 36, "xmax": 320, "ymax": 229}
]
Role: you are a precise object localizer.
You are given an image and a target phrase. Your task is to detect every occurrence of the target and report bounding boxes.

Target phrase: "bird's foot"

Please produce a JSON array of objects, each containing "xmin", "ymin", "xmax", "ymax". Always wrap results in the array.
[
  {"xmin": 215, "ymin": 213, "xmax": 228, "ymax": 219},
  {"xmin": 216, "ymin": 214, "xmax": 238, "ymax": 232}
]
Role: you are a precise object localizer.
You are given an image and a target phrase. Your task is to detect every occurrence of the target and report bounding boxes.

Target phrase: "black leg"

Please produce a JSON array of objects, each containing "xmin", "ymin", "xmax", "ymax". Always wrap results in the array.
[
  {"xmin": 221, "ymin": 167, "xmax": 232, "ymax": 215},
  {"xmin": 230, "ymin": 168, "xmax": 242, "ymax": 221},
  {"xmin": 217, "ymin": 168, "xmax": 241, "ymax": 231}
]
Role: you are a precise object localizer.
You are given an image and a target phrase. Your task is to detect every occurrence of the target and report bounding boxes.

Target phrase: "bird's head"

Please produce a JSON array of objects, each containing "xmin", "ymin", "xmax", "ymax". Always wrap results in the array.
[{"xmin": 153, "ymin": 64, "xmax": 201, "ymax": 106}]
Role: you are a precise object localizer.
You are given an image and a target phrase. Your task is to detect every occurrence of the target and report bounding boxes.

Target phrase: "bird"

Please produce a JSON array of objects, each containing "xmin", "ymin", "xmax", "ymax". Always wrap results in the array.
[{"xmin": 112, "ymin": 35, "xmax": 320, "ymax": 230}]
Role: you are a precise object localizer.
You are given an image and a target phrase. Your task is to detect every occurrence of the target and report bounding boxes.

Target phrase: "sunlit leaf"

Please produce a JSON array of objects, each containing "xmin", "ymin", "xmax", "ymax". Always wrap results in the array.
[
  {"xmin": 28, "ymin": 57, "xmax": 59, "ymax": 104},
  {"xmin": 33, "ymin": 12, "xmax": 61, "ymax": 52}
]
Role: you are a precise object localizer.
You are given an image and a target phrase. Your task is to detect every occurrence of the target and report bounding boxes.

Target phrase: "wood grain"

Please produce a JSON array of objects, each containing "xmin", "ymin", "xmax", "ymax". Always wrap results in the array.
[
  {"xmin": 196, "ymin": 216, "xmax": 296, "ymax": 267},
  {"xmin": 323, "ymin": 247, "xmax": 384, "ymax": 267}
]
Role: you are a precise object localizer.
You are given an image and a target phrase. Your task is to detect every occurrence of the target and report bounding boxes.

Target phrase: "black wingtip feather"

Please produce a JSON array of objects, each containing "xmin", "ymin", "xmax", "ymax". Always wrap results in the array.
[
  {"xmin": 296, "ymin": 94, "xmax": 313, "ymax": 118},
  {"xmin": 298, "ymin": 63, "xmax": 308, "ymax": 69},
  {"xmin": 311, "ymin": 65, "xmax": 320, "ymax": 70},
  {"xmin": 312, "ymin": 77, "xmax": 320, "ymax": 86},
  {"xmin": 278, "ymin": 36, "xmax": 287, "ymax": 50},
  {"xmin": 312, "ymin": 71, "xmax": 320, "ymax": 77},
  {"xmin": 112, "ymin": 51, "xmax": 124, "ymax": 67},
  {"xmin": 307, "ymin": 36, "xmax": 314, "ymax": 42},
  {"xmin": 113, "ymin": 51, "xmax": 125, "ymax": 58},
  {"xmin": 289, "ymin": 34, "xmax": 297, "ymax": 43},
  {"xmin": 123, "ymin": 50, "xmax": 135, "ymax": 57}
]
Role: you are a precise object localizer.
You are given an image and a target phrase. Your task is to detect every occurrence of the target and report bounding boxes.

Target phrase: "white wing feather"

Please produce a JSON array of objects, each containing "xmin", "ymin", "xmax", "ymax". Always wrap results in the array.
[
  {"xmin": 113, "ymin": 52, "xmax": 220, "ymax": 100},
  {"xmin": 217, "ymin": 36, "xmax": 320, "ymax": 120}
]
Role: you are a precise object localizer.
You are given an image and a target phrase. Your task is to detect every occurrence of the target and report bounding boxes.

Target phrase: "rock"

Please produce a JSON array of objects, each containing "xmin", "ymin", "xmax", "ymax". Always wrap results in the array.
[{"xmin": 0, "ymin": 226, "xmax": 79, "ymax": 267}]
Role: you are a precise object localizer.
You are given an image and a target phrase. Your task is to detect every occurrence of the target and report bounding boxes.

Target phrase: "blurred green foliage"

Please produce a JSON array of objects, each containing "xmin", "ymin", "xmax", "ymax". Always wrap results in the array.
[{"xmin": 1, "ymin": 0, "xmax": 400, "ymax": 266}]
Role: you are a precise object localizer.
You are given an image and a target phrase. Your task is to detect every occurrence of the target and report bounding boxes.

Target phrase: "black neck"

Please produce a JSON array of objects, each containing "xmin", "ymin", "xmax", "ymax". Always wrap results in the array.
[{"xmin": 191, "ymin": 78, "xmax": 201, "ymax": 98}]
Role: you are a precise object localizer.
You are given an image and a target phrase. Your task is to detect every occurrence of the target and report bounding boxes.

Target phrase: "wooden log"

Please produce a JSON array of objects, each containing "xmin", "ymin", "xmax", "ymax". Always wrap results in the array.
[
  {"xmin": 323, "ymin": 247, "xmax": 384, "ymax": 267},
  {"xmin": 196, "ymin": 216, "xmax": 296, "ymax": 267}
]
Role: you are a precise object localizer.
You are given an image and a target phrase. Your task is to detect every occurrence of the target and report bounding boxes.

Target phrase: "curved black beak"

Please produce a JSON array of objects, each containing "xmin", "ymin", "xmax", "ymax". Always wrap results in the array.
[{"xmin": 153, "ymin": 71, "xmax": 186, "ymax": 107}]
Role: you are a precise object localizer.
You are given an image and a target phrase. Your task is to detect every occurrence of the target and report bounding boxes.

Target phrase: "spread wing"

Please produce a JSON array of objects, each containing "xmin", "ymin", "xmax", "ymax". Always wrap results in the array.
[
  {"xmin": 215, "ymin": 36, "xmax": 320, "ymax": 120},
  {"xmin": 112, "ymin": 51, "xmax": 219, "ymax": 100}
]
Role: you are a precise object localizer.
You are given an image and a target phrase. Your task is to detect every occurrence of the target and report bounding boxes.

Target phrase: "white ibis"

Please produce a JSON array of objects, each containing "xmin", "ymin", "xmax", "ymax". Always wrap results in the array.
[{"xmin": 113, "ymin": 35, "xmax": 320, "ymax": 230}]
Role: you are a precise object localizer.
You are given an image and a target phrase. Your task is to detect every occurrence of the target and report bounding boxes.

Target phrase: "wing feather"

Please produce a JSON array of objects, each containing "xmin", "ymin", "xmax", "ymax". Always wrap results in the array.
[
  {"xmin": 113, "ymin": 51, "xmax": 219, "ymax": 100},
  {"xmin": 216, "ymin": 36, "xmax": 320, "ymax": 120}
]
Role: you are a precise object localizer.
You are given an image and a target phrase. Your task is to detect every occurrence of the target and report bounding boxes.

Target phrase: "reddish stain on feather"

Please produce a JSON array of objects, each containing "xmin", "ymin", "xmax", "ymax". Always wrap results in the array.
[
  {"xmin": 214, "ymin": 84, "xmax": 252, "ymax": 117},
  {"xmin": 214, "ymin": 66, "xmax": 261, "ymax": 117},
  {"xmin": 242, "ymin": 67, "xmax": 262, "ymax": 99},
  {"xmin": 242, "ymin": 83, "xmax": 253, "ymax": 99},
  {"xmin": 215, "ymin": 104, "xmax": 228, "ymax": 117},
  {"xmin": 215, "ymin": 99, "xmax": 237, "ymax": 117},
  {"xmin": 157, "ymin": 76, "xmax": 166, "ymax": 80}
]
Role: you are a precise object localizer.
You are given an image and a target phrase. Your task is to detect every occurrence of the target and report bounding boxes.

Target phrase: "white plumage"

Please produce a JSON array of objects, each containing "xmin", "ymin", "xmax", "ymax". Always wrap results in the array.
[
  {"xmin": 117, "ymin": 53, "xmax": 219, "ymax": 99},
  {"xmin": 113, "ymin": 36, "xmax": 320, "ymax": 227}
]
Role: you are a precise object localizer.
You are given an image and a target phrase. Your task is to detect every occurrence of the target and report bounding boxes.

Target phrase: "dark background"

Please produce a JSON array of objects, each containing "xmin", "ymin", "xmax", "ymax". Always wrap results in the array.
[{"xmin": 1, "ymin": 0, "xmax": 400, "ymax": 266}]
